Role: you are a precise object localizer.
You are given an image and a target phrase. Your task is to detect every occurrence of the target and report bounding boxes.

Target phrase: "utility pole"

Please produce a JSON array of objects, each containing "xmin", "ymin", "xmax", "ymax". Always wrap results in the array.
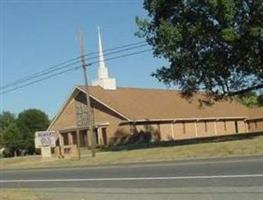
[{"xmin": 78, "ymin": 28, "xmax": 96, "ymax": 157}]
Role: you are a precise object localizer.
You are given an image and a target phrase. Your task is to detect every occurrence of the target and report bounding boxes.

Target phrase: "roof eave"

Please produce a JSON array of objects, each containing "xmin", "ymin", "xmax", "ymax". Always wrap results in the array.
[{"xmin": 47, "ymin": 87, "xmax": 79, "ymax": 131}]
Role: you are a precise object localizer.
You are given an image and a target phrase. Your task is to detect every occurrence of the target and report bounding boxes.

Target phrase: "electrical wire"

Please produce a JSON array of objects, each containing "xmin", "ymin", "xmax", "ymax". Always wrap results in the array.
[
  {"xmin": 1, "ymin": 41, "xmax": 147, "ymax": 90},
  {"xmin": 0, "ymin": 48, "xmax": 152, "ymax": 95}
]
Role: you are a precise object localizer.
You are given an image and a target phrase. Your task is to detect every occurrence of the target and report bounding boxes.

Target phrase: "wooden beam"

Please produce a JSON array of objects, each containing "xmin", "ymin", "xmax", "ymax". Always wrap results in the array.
[
  {"xmin": 76, "ymin": 129, "xmax": 80, "ymax": 147},
  {"xmin": 68, "ymin": 132, "xmax": 73, "ymax": 145}
]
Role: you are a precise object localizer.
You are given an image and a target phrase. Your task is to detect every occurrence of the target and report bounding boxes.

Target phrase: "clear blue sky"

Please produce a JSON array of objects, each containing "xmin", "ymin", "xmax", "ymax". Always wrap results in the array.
[{"xmin": 0, "ymin": 0, "xmax": 168, "ymax": 118}]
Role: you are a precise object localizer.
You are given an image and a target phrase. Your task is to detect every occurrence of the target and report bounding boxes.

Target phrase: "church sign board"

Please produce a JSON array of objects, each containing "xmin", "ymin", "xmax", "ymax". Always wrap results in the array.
[{"xmin": 35, "ymin": 131, "xmax": 57, "ymax": 148}]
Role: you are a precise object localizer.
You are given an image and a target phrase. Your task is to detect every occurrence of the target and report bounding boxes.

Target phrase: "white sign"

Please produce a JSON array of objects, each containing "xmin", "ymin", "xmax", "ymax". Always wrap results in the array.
[{"xmin": 35, "ymin": 131, "xmax": 57, "ymax": 148}]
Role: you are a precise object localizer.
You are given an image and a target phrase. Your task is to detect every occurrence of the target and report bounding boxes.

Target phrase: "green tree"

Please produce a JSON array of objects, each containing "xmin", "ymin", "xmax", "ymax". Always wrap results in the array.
[
  {"xmin": 237, "ymin": 91, "xmax": 263, "ymax": 107},
  {"xmin": 16, "ymin": 109, "xmax": 50, "ymax": 154},
  {"xmin": 3, "ymin": 122, "xmax": 22, "ymax": 156},
  {"xmin": 0, "ymin": 111, "xmax": 16, "ymax": 147},
  {"xmin": 136, "ymin": 0, "xmax": 263, "ymax": 99}
]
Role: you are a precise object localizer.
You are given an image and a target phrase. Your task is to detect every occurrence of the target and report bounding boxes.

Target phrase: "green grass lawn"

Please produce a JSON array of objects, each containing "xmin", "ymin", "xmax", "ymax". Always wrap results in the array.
[{"xmin": 1, "ymin": 136, "xmax": 263, "ymax": 170}]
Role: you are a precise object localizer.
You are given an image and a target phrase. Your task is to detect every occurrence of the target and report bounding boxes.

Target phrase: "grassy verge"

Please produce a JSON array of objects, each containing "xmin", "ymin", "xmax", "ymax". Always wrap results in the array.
[
  {"xmin": 1, "ymin": 135, "xmax": 263, "ymax": 170},
  {"xmin": 0, "ymin": 189, "xmax": 42, "ymax": 200}
]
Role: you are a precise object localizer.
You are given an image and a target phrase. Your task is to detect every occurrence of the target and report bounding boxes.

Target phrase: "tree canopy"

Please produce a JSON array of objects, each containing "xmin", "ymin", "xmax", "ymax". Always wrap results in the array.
[
  {"xmin": 0, "ymin": 109, "xmax": 49, "ymax": 156},
  {"xmin": 16, "ymin": 109, "xmax": 50, "ymax": 153},
  {"xmin": 0, "ymin": 111, "xmax": 16, "ymax": 148},
  {"xmin": 3, "ymin": 122, "xmax": 22, "ymax": 156},
  {"xmin": 236, "ymin": 91, "xmax": 263, "ymax": 107},
  {"xmin": 136, "ymin": 0, "xmax": 263, "ymax": 99}
]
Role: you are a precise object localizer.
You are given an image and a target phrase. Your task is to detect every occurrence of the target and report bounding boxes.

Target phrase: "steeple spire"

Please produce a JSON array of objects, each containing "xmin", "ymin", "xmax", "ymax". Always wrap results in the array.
[
  {"xmin": 92, "ymin": 27, "xmax": 116, "ymax": 90},
  {"xmin": 97, "ymin": 27, "xmax": 109, "ymax": 79}
]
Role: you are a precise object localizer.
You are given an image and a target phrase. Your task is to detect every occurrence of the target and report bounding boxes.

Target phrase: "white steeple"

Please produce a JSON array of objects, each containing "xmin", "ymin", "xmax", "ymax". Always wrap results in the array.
[
  {"xmin": 92, "ymin": 27, "xmax": 116, "ymax": 90},
  {"xmin": 97, "ymin": 27, "xmax": 108, "ymax": 79}
]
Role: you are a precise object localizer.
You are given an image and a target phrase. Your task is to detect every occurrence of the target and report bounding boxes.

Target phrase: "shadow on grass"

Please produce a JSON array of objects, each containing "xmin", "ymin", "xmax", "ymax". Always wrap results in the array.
[{"xmin": 101, "ymin": 131, "xmax": 263, "ymax": 152}]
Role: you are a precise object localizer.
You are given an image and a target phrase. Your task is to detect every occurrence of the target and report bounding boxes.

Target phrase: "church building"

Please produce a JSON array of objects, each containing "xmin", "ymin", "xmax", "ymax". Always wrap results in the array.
[{"xmin": 48, "ymin": 29, "xmax": 263, "ymax": 147}]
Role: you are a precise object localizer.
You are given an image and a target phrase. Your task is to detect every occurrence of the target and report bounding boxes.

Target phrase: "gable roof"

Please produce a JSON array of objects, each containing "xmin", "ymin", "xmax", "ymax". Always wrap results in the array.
[
  {"xmin": 48, "ymin": 86, "xmax": 130, "ymax": 130},
  {"xmin": 47, "ymin": 88, "xmax": 79, "ymax": 130},
  {"xmin": 77, "ymin": 85, "xmax": 250, "ymax": 120}
]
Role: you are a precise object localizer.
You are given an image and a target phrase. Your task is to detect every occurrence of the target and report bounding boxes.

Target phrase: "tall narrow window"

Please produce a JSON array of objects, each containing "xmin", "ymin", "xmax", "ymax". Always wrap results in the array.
[
  {"xmin": 102, "ymin": 127, "xmax": 107, "ymax": 145},
  {"xmin": 95, "ymin": 128, "xmax": 99, "ymax": 145}
]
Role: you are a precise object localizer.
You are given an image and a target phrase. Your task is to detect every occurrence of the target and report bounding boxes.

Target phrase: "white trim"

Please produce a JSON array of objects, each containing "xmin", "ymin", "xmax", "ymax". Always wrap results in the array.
[
  {"xmin": 120, "ymin": 117, "xmax": 248, "ymax": 125},
  {"xmin": 246, "ymin": 117, "xmax": 263, "ymax": 121},
  {"xmin": 1, "ymin": 174, "xmax": 263, "ymax": 183}
]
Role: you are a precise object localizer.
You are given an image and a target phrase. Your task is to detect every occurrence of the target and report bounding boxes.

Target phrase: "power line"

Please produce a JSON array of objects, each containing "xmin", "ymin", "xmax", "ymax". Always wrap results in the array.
[
  {"xmin": 0, "ymin": 57, "xmax": 81, "ymax": 90},
  {"xmin": 0, "ymin": 48, "xmax": 152, "ymax": 95},
  {"xmin": 1, "ymin": 43, "xmax": 148, "ymax": 91},
  {"xmin": 1, "ymin": 41, "xmax": 147, "ymax": 90},
  {"xmin": 86, "ymin": 41, "xmax": 146, "ymax": 55},
  {"xmin": 0, "ymin": 65, "xmax": 82, "ymax": 95},
  {"xmin": 91, "ymin": 48, "xmax": 152, "ymax": 65},
  {"xmin": 90, "ymin": 43, "xmax": 148, "ymax": 59}
]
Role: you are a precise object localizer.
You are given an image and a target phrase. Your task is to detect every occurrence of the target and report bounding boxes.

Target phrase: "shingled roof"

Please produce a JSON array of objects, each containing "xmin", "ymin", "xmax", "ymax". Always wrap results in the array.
[
  {"xmin": 77, "ymin": 86, "xmax": 251, "ymax": 120},
  {"xmin": 248, "ymin": 107, "xmax": 263, "ymax": 119}
]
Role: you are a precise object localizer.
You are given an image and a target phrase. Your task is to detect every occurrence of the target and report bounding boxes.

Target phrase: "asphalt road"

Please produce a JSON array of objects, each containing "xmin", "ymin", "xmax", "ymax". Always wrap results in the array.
[{"xmin": 1, "ymin": 155, "xmax": 263, "ymax": 200}]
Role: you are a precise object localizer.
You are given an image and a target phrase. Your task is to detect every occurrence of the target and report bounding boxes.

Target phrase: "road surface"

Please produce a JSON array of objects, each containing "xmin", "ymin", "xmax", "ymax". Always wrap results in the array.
[{"xmin": 1, "ymin": 155, "xmax": 263, "ymax": 200}]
